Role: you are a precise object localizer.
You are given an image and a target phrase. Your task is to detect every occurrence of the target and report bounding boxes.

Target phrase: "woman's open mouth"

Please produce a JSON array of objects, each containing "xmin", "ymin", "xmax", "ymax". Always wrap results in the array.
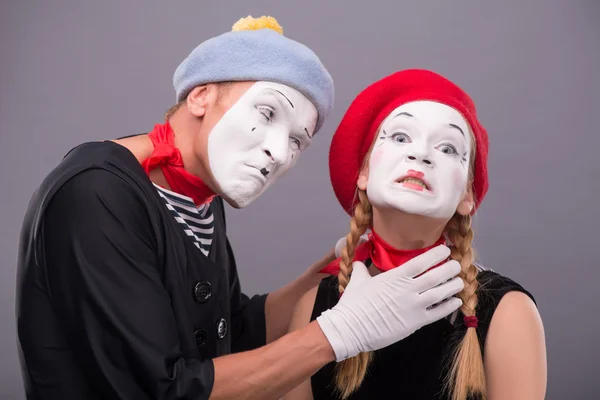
[{"xmin": 395, "ymin": 177, "xmax": 431, "ymax": 192}]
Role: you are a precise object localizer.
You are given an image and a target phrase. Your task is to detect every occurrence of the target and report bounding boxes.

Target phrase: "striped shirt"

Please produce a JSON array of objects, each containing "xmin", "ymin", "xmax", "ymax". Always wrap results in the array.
[{"xmin": 154, "ymin": 184, "xmax": 214, "ymax": 256}]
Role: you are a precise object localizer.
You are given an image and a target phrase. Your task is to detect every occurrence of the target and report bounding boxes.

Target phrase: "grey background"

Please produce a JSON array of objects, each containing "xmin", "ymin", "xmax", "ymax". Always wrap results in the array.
[{"xmin": 1, "ymin": 0, "xmax": 598, "ymax": 398}]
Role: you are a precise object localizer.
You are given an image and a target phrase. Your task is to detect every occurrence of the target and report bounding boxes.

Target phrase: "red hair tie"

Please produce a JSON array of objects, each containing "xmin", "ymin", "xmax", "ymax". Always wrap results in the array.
[{"xmin": 463, "ymin": 316, "xmax": 478, "ymax": 328}]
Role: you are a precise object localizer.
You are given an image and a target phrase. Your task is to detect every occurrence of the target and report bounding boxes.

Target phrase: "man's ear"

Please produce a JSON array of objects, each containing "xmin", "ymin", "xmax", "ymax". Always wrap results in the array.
[
  {"xmin": 457, "ymin": 189, "xmax": 475, "ymax": 216},
  {"xmin": 186, "ymin": 85, "xmax": 213, "ymax": 117}
]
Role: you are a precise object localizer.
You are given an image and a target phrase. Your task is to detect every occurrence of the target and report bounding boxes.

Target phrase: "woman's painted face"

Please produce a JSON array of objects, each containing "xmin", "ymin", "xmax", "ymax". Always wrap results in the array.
[{"xmin": 359, "ymin": 101, "xmax": 473, "ymax": 219}]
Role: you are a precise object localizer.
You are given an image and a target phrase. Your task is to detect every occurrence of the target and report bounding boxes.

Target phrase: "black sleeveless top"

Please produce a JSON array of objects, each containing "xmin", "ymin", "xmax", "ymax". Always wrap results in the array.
[{"xmin": 309, "ymin": 263, "xmax": 535, "ymax": 400}]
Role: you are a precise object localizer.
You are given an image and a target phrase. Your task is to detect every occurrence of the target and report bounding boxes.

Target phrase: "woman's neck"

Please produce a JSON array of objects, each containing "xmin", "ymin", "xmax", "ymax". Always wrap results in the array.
[
  {"xmin": 367, "ymin": 207, "xmax": 448, "ymax": 277},
  {"xmin": 371, "ymin": 206, "xmax": 447, "ymax": 250}
]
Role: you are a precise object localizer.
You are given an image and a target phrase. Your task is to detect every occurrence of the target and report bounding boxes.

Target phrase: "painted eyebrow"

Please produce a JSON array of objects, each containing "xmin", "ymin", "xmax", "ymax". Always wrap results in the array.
[
  {"xmin": 391, "ymin": 110, "xmax": 465, "ymax": 138},
  {"xmin": 274, "ymin": 90, "xmax": 294, "ymax": 108},
  {"xmin": 262, "ymin": 88, "xmax": 295, "ymax": 110},
  {"xmin": 392, "ymin": 111, "xmax": 413, "ymax": 119},
  {"xmin": 263, "ymin": 88, "xmax": 313, "ymax": 139},
  {"xmin": 449, "ymin": 123, "xmax": 465, "ymax": 136},
  {"xmin": 274, "ymin": 90, "xmax": 313, "ymax": 139}
]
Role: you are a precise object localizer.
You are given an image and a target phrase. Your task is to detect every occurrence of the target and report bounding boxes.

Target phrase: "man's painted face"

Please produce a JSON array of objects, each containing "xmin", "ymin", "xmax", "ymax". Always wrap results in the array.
[
  {"xmin": 363, "ymin": 101, "xmax": 472, "ymax": 219},
  {"xmin": 207, "ymin": 81, "xmax": 318, "ymax": 208}
]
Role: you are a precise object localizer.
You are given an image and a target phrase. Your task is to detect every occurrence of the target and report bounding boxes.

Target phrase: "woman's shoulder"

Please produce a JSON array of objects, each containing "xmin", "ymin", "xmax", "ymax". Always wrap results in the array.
[
  {"xmin": 472, "ymin": 264, "xmax": 546, "ymax": 394},
  {"xmin": 458, "ymin": 264, "xmax": 538, "ymax": 346},
  {"xmin": 475, "ymin": 264, "xmax": 536, "ymax": 308}
]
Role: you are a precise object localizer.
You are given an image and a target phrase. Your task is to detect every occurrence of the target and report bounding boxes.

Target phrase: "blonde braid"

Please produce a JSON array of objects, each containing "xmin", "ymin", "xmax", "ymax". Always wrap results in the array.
[
  {"xmin": 337, "ymin": 190, "xmax": 371, "ymax": 293},
  {"xmin": 334, "ymin": 189, "xmax": 374, "ymax": 398},
  {"xmin": 445, "ymin": 213, "xmax": 486, "ymax": 400}
]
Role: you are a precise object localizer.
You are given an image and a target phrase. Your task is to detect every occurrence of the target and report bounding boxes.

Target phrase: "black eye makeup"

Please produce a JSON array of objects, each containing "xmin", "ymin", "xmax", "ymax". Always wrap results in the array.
[
  {"xmin": 380, "ymin": 129, "xmax": 412, "ymax": 144},
  {"xmin": 290, "ymin": 137, "xmax": 301, "ymax": 151},
  {"xmin": 436, "ymin": 143, "xmax": 459, "ymax": 155},
  {"xmin": 253, "ymin": 90, "xmax": 313, "ymax": 153},
  {"xmin": 391, "ymin": 132, "xmax": 411, "ymax": 144},
  {"xmin": 256, "ymin": 105, "xmax": 274, "ymax": 122}
]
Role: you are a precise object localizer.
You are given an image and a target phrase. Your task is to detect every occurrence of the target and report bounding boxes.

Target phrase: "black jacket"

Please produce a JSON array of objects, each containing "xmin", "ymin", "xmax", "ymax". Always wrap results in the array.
[{"xmin": 16, "ymin": 140, "xmax": 267, "ymax": 399}]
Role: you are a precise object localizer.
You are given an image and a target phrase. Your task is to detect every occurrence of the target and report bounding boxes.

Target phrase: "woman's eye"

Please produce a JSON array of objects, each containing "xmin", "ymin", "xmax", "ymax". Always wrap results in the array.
[
  {"xmin": 257, "ymin": 106, "xmax": 274, "ymax": 121},
  {"xmin": 390, "ymin": 132, "xmax": 411, "ymax": 144},
  {"xmin": 438, "ymin": 143, "xmax": 458, "ymax": 155}
]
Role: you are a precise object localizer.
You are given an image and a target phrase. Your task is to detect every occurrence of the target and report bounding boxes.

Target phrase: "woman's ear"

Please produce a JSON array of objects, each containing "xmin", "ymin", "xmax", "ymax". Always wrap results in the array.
[
  {"xmin": 357, "ymin": 168, "xmax": 369, "ymax": 191},
  {"xmin": 457, "ymin": 189, "xmax": 475, "ymax": 216}
]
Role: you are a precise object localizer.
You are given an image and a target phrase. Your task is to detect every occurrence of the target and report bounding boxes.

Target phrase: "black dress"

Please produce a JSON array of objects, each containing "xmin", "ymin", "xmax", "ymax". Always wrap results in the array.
[{"xmin": 309, "ymin": 260, "xmax": 535, "ymax": 400}]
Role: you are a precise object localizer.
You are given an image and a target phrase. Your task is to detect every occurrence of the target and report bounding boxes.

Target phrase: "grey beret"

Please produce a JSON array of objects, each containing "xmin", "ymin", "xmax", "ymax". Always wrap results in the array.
[{"xmin": 173, "ymin": 17, "xmax": 334, "ymax": 134}]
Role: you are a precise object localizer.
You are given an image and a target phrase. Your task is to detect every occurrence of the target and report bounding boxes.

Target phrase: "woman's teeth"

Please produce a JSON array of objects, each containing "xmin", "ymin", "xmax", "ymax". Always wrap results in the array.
[{"xmin": 401, "ymin": 177, "xmax": 427, "ymax": 189}]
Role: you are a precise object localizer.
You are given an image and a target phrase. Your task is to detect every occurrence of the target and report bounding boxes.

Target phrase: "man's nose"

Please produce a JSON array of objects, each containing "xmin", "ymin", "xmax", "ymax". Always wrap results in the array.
[{"xmin": 261, "ymin": 129, "xmax": 289, "ymax": 166}]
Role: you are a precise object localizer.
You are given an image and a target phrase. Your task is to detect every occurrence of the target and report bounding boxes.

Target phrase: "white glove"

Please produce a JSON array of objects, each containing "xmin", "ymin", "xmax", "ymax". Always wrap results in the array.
[
  {"xmin": 316, "ymin": 245, "xmax": 463, "ymax": 361},
  {"xmin": 334, "ymin": 232, "xmax": 370, "ymax": 258}
]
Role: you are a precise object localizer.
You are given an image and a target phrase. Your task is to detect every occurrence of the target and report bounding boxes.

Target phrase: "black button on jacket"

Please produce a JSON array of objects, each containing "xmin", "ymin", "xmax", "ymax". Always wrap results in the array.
[{"xmin": 16, "ymin": 141, "xmax": 267, "ymax": 399}]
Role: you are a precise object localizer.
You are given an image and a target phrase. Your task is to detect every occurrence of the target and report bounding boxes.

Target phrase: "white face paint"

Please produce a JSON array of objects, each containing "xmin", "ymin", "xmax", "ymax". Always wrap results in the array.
[
  {"xmin": 207, "ymin": 81, "xmax": 318, "ymax": 208},
  {"xmin": 364, "ymin": 101, "xmax": 472, "ymax": 219}
]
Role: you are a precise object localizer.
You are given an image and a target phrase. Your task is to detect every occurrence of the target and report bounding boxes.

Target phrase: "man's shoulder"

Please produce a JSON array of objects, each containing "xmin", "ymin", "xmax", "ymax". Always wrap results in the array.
[
  {"xmin": 61, "ymin": 140, "xmax": 138, "ymax": 169},
  {"xmin": 23, "ymin": 141, "xmax": 151, "ymax": 230},
  {"xmin": 46, "ymin": 140, "xmax": 143, "ymax": 186},
  {"xmin": 18, "ymin": 140, "xmax": 156, "ymax": 280}
]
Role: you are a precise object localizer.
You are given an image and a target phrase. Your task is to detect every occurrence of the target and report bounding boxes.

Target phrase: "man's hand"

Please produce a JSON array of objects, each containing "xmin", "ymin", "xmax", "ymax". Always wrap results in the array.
[
  {"xmin": 334, "ymin": 232, "xmax": 369, "ymax": 258},
  {"xmin": 212, "ymin": 246, "xmax": 461, "ymax": 399},
  {"xmin": 316, "ymin": 245, "xmax": 463, "ymax": 361},
  {"xmin": 304, "ymin": 247, "xmax": 336, "ymax": 277}
]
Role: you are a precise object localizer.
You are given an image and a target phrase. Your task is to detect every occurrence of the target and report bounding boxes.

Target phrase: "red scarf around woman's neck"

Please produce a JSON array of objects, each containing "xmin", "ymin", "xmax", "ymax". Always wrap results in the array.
[
  {"xmin": 320, "ymin": 230, "xmax": 447, "ymax": 275},
  {"xmin": 141, "ymin": 121, "xmax": 216, "ymax": 206}
]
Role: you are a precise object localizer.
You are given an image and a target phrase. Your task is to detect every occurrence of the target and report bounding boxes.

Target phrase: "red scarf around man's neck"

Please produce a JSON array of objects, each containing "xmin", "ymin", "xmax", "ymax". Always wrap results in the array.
[
  {"xmin": 320, "ymin": 230, "xmax": 447, "ymax": 275},
  {"xmin": 141, "ymin": 121, "xmax": 216, "ymax": 206}
]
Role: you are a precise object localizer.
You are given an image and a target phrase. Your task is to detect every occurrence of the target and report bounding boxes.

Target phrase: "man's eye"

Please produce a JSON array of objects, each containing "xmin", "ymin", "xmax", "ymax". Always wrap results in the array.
[
  {"xmin": 257, "ymin": 106, "xmax": 274, "ymax": 121},
  {"xmin": 291, "ymin": 137, "xmax": 301, "ymax": 150}
]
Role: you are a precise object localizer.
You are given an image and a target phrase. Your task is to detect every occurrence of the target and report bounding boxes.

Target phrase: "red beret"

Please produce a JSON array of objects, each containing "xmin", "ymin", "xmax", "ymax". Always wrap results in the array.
[{"xmin": 329, "ymin": 69, "xmax": 489, "ymax": 215}]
